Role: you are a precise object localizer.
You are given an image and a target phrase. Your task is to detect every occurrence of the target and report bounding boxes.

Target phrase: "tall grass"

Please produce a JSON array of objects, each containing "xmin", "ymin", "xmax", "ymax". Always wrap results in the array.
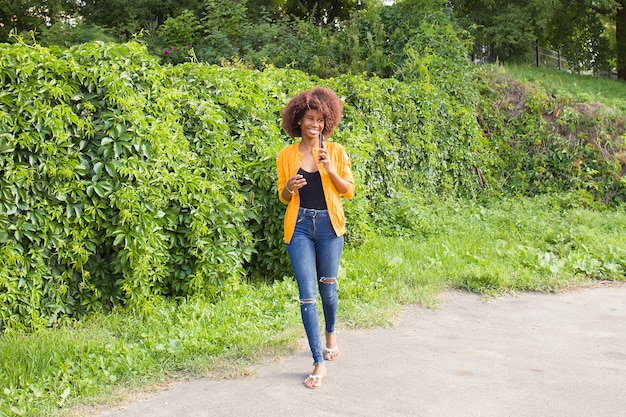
[
  {"xmin": 1, "ymin": 194, "xmax": 624, "ymax": 416},
  {"xmin": 349, "ymin": 194, "xmax": 625, "ymax": 299}
]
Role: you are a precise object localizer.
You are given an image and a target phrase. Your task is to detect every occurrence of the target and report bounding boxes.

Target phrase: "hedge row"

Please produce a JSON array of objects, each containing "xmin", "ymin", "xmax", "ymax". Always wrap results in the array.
[
  {"xmin": 2, "ymin": 38, "xmax": 624, "ymax": 331},
  {"xmin": 0, "ymin": 37, "xmax": 487, "ymax": 330}
]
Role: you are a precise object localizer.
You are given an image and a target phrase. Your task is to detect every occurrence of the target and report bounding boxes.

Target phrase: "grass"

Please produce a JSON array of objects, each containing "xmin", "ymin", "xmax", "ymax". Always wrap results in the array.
[
  {"xmin": 1, "ymin": 193, "xmax": 625, "ymax": 417},
  {"xmin": 503, "ymin": 64, "xmax": 626, "ymax": 112},
  {"xmin": 346, "ymin": 193, "xmax": 626, "ymax": 299},
  {"xmin": 1, "ymin": 280, "xmax": 304, "ymax": 416}
]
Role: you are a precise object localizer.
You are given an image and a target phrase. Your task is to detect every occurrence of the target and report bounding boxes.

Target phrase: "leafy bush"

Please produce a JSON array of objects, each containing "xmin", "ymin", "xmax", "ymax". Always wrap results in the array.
[
  {"xmin": 0, "ymin": 42, "xmax": 254, "ymax": 330},
  {"xmin": 0, "ymin": 36, "xmax": 489, "ymax": 330},
  {"xmin": 158, "ymin": 9, "xmax": 200, "ymax": 53},
  {"xmin": 189, "ymin": 0, "xmax": 473, "ymax": 80},
  {"xmin": 38, "ymin": 22, "xmax": 118, "ymax": 48},
  {"xmin": 1, "ymin": 35, "xmax": 625, "ymax": 332},
  {"xmin": 477, "ymin": 67, "xmax": 626, "ymax": 204}
]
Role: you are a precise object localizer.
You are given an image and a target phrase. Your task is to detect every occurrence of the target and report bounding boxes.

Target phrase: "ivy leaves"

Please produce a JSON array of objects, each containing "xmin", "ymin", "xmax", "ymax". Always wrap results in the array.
[
  {"xmin": 3, "ymin": 35, "xmax": 620, "ymax": 332},
  {"xmin": 0, "ymin": 42, "xmax": 254, "ymax": 330}
]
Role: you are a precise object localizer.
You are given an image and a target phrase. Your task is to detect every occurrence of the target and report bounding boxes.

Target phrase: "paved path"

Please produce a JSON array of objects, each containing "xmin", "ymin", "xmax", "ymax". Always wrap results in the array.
[{"xmin": 97, "ymin": 284, "xmax": 626, "ymax": 417}]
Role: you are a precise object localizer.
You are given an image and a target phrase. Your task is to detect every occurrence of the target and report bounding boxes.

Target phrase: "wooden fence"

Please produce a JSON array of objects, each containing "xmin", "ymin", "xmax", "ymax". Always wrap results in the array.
[
  {"xmin": 472, "ymin": 43, "xmax": 616, "ymax": 78},
  {"xmin": 534, "ymin": 43, "xmax": 571, "ymax": 71}
]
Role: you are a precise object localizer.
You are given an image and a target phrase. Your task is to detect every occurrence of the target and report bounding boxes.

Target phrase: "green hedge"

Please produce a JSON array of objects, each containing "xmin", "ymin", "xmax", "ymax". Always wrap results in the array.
[
  {"xmin": 0, "ymin": 42, "xmax": 253, "ymax": 330},
  {"xmin": 2, "ymin": 39, "xmax": 624, "ymax": 331},
  {"xmin": 0, "ymin": 39, "xmax": 488, "ymax": 330}
]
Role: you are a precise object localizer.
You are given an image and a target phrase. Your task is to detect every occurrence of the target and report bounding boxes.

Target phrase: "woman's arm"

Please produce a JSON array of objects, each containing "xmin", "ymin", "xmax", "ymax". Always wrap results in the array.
[
  {"xmin": 277, "ymin": 149, "xmax": 294, "ymax": 204},
  {"xmin": 318, "ymin": 144, "xmax": 355, "ymax": 198}
]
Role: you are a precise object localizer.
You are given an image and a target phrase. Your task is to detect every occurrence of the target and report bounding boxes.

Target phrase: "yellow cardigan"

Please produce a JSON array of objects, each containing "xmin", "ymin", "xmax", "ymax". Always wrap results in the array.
[{"xmin": 277, "ymin": 141, "xmax": 355, "ymax": 243}]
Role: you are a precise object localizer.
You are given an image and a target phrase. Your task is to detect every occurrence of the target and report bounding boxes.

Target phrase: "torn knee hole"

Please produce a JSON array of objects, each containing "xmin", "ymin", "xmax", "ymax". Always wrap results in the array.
[
  {"xmin": 319, "ymin": 277, "xmax": 337, "ymax": 284},
  {"xmin": 299, "ymin": 299, "xmax": 316, "ymax": 305}
]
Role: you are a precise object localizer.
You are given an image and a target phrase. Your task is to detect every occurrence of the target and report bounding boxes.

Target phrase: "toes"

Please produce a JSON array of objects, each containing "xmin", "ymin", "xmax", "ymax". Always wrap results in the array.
[
  {"xmin": 304, "ymin": 375, "xmax": 323, "ymax": 389},
  {"xmin": 324, "ymin": 347, "xmax": 340, "ymax": 361}
]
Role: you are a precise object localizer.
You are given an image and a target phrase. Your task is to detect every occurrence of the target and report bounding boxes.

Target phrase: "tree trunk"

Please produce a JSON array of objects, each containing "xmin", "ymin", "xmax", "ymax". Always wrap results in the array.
[{"xmin": 618, "ymin": 0, "xmax": 626, "ymax": 80}]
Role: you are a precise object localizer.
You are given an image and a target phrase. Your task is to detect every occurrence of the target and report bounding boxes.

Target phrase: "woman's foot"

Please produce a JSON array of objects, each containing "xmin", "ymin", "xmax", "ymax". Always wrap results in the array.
[
  {"xmin": 323, "ymin": 346, "xmax": 340, "ymax": 361},
  {"xmin": 304, "ymin": 363, "xmax": 327, "ymax": 389},
  {"xmin": 324, "ymin": 333, "xmax": 341, "ymax": 361}
]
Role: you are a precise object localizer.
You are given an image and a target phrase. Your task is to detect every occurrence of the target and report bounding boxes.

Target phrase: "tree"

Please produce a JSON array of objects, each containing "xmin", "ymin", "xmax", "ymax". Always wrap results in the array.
[
  {"xmin": 618, "ymin": 0, "xmax": 626, "ymax": 79},
  {"xmin": 199, "ymin": 0, "xmax": 250, "ymax": 62},
  {"xmin": 277, "ymin": 0, "xmax": 379, "ymax": 24},
  {"xmin": 550, "ymin": 0, "xmax": 623, "ymax": 78},
  {"xmin": 452, "ymin": 0, "xmax": 559, "ymax": 62},
  {"xmin": 159, "ymin": 9, "xmax": 201, "ymax": 49},
  {"xmin": 0, "ymin": 0, "xmax": 80, "ymax": 42},
  {"xmin": 452, "ymin": 0, "xmax": 626, "ymax": 80},
  {"xmin": 547, "ymin": 0, "xmax": 615, "ymax": 71},
  {"xmin": 80, "ymin": 0, "xmax": 203, "ymax": 39}
]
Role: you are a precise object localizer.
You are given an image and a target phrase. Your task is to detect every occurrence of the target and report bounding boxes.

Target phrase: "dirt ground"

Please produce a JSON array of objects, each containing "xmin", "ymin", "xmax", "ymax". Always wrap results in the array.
[{"xmin": 94, "ymin": 283, "xmax": 626, "ymax": 417}]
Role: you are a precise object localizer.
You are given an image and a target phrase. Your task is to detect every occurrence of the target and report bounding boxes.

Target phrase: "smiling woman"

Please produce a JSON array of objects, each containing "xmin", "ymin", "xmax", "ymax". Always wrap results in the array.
[{"xmin": 276, "ymin": 86, "xmax": 355, "ymax": 389}]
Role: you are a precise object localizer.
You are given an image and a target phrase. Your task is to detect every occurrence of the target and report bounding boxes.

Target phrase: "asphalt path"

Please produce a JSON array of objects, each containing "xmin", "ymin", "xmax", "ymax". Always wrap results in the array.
[{"xmin": 96, "ymin": 283, "xmax": 626, "ymax": 417}]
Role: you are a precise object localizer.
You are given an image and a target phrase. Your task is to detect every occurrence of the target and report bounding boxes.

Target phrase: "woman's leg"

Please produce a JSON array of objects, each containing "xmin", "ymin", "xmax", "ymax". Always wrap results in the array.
[
  {"xmin": 316, "ymin": 235, "xmax": 343, "ymax": 335},
  {"xmin": 314, "ymin": 213, "xmax": 344, "ymax": 360},
  {"xmin": 286, "ymin": 214, "xmax": 325, "ymax": 366}
]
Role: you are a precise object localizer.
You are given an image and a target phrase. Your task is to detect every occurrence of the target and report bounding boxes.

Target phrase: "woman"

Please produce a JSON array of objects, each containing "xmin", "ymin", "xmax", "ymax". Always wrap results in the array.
[{"xmin": 276, "ymin": 87, "xmax": 355, "ymax": 389}]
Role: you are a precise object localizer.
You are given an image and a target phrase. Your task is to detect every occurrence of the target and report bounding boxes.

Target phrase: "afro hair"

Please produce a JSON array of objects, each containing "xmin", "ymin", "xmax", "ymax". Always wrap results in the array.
[{"xmin": 282, "ymin": 87, "xmax": 344, "ymax": 138}]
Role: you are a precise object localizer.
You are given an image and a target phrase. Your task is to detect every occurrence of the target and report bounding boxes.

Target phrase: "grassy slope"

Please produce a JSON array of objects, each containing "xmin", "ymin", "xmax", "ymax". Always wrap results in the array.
[
  {"xmin": 2, "ymin": 65, "xmax": 626, "ymax": 416},
  {"xmin": 504, "ymin": 64, "xmax": 626, "ymax": 112}
]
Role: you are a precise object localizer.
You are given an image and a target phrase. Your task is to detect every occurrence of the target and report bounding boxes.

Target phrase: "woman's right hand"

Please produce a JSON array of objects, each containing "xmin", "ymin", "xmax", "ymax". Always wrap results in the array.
[{"xmin": 286, "ymin": 174, "xmax": 306, "ymax": 194}]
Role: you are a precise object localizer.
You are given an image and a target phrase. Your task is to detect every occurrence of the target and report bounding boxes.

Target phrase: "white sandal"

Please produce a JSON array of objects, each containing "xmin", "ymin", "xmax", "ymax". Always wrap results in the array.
[
  {"xmin": 323, "ymin": 346, "xmax": 340, "ymax": 361},
  {"xmin": 304, "ymin": 369, "xmax": 326, "ymax": 389}
]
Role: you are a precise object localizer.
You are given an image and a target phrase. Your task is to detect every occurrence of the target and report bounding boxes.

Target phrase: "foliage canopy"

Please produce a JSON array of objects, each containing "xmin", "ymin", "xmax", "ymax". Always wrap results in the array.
[{"xmin": 451, "ymin": 0, "xmax": 623, "ymax": 75}]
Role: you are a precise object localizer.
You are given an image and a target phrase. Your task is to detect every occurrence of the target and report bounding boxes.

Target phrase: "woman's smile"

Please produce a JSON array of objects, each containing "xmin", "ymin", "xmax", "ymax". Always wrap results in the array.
[{"xmin": 300, "ymin": 109, "xmax": 325, "ymax": 141}]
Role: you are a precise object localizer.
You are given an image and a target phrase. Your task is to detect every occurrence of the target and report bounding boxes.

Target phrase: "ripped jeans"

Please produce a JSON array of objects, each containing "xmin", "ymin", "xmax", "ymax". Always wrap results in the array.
[{"xmin": 286, "ymin": 207, "xmax": 344, "ymax": 365}]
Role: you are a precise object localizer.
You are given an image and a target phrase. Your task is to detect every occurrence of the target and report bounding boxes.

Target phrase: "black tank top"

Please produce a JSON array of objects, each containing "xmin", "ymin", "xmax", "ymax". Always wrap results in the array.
[{"xmin": 298, "ymin": 168, "xmax": 327, "ymax": 210}]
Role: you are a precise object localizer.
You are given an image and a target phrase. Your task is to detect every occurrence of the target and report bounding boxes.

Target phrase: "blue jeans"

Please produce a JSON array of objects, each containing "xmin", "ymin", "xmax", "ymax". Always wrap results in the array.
[{"xmin": 286, "ymin": 208, "xmax": 344, "ymax": 365}]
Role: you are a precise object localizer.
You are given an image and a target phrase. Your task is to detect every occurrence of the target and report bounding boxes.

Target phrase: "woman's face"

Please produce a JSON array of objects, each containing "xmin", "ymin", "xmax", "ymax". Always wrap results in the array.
[{"xmin": 299, "ymin": 109, "xmax": 325, "ymax": 141}]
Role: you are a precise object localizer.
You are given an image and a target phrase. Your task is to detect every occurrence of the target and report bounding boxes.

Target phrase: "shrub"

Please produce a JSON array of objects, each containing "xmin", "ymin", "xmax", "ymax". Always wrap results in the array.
[
  {"xmin": 2, "ymin": 38, "xmax": 624, "ymax": 331},
  {"xmin": 0, "ymin": 42, "xmax": 253, "ymax": 330},
  {"xmin": 476, "ymin": 70, "xmax": 626, "ymax": 204}
]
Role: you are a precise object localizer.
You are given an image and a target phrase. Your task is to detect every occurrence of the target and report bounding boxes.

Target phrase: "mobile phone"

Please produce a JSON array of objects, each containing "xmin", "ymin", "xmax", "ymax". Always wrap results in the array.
[{"xmin": 319, "ymin": 132, "xmax": 324, "ymax": 149}]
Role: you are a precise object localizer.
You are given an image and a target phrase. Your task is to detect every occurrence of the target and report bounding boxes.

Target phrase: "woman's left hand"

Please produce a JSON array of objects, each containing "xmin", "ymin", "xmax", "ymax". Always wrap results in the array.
[{"xmin": 317, "ymin": 147, "xmax": 334, "ymax": 174}]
